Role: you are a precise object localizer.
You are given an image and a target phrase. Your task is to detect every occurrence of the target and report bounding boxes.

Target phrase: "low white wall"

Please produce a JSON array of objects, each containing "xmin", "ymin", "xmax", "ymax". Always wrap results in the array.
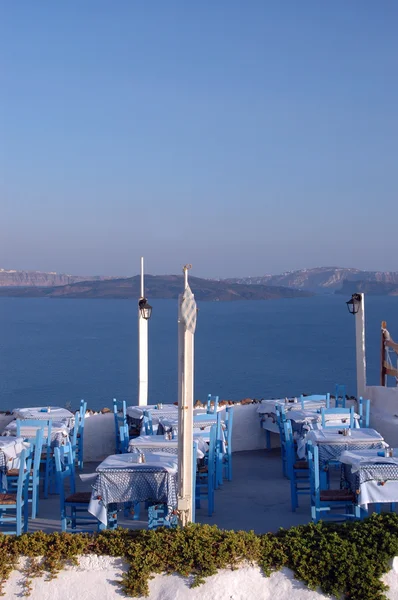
[
  {"xmin": 84, "ymin": 413, "xmax": 115, "ymax": 461},
  {"xmin": 3, "ymin": 556, "xmax": 398, "ymax": 599},
  {"xmin": 367, "ymin": 386, "xmax": 398, "ymax": 447},
  {"xmin": 229, "ymin": 403, "xmax": 267, "ymax": 452},
  {"xmin": 82, "ymin": 404, "xmax": 267, "ymax": 462},
  {"xmin": 1, "ymin": 405, "xmax": 267, "ymax": 463}
]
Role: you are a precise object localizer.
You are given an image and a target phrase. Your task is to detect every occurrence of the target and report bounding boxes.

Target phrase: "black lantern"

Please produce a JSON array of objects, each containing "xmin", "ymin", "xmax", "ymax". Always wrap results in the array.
[
  {"xmin": 138, "ymin": 297, "xmax": 152, "ymax": 320},
  {"xmin": 346, "ymin": 293, "xmax": 361, "ymax": 315}
]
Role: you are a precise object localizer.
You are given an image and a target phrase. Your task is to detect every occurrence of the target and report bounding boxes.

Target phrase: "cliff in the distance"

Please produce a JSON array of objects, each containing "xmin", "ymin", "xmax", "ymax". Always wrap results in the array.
[
  {"xmin": 336, "ymin": 280, "xmax": 398, "ymax": 296},
  {"xmin": 0, "ymin": 275, "xmax": 312, "ymax": 301},
  {"xmin": 225, "ymin": 267, "xmax": 398, "ymax": 293},
  {"xmin": 0, "ymin": 269, "xmax": 117, "ymax": 287}
]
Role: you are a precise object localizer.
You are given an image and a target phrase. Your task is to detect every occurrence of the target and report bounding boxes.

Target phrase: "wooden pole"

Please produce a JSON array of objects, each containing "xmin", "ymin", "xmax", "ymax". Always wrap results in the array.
[{"xmin": 381, "ymin": 321, "xmax": 387, "ymax": 386}]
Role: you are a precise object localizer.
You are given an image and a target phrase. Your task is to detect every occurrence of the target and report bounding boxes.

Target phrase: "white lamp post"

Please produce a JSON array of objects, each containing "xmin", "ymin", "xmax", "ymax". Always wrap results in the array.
[
  {"xmin": 177, "ymin": 264, "xmax": 196, "ymax": 525},
  {"xmin": 346, "ymin": 293, "xmax": 367, "ymax": 399},
  {"xmin": 138, "ymin": 257, "xmax": 152, "ymax": 406}
]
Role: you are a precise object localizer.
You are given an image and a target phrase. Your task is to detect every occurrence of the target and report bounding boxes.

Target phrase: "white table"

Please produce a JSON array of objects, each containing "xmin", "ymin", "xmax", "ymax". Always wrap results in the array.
[
  {"xmin": 88, "ymin": 452, "xmax": 178, "ymax": 526},
  {"xmin": 12, "ymin": 406, "xmax": 75, "ymax": 429},
  {"xmin": 341, "ymin": 449, "xmax": 398, "ymax": 508},
  {"xmin": 128, "ymin": 435, "xmax": 208, "ymax": 459},
  {"xmin": 257, "ymin": 399, "xmax": 329, "ymax": 448},
  {"xmin": 2, "ymin": 421, "xmax": 70, "ymax": 448},
  {"xmin": 126, "ymin": 404, "xmax": 178, "ymax": 427},
  {"xmin": 300, "ymin": 428, "xmax": 386, "ymax": 461}
]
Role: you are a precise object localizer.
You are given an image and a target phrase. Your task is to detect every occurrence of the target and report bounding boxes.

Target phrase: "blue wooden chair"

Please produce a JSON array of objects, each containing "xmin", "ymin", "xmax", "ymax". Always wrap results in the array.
[
  {"xmin": 119, "ymin": 424, "xmax": 130, "ymax": 453},
  {"xmin": 196, "ymin": 424, "xmax": 216, "ymax": 516},
  {"xmin": 300, "ymin": 394, "xmax": 330, "ymax": 410},
  {"xmin": 0, "ymin": 449, "xmax": 31, "ymax": 535},
  {"xmin": 54, "ymin": 444, "xmax": 100, "ymax": 532},
  {"xmin": 143, "ymin": 411, "xmax": 154, "ymax": 435},
  {"xmin": 358, "ymin": 397, "xmax": 370, "ymax": 428},
  {"xmin": 7, "ymin": 428, "xmax": 43, "ymax": 519},
  {"xmin": 17, "ymin": 418, "xmax": 53, "ymax": 499},
  {"xmin": 113, "ymin": 398, "xmax": 127, "ymax": 453},
  {"xmin": 76, "ymin": 400, "xmax": 87, "ymax": 469},
  {"xmin": 335, "ymin": 384, "xmax": 346, "ymax": 408},
  {"xmin": 307, "ymin": 441, "xmax": 361, "ymax": 522},
  {"xmin": 320, "ymin": 407, "xmax": 355, "ymax": 429},
  {"xmin": 275, "ymin": 405, "xmax": 288, "ymax": 477},
  {"xmin": 283, "ymin": 420, "xmax": 310, "ymax": 511},
  {"xmin": 206, "ymin": 394, "xmax": 219, "ymax": 415},
  {"xmin": 223, "ymin": 407, "xmax": 234, "ymax": 481}
]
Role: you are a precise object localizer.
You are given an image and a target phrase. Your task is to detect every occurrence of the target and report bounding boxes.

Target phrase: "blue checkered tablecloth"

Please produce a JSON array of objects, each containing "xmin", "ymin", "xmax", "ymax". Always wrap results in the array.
[{"xmin": 88, "ymin": 453, "xmax": 178, "ymax": 526}]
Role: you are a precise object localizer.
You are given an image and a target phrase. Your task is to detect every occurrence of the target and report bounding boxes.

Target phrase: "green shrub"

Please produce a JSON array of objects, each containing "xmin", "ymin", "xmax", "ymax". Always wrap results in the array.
[{"xmin": 0, "ymin": 514, "xmax": 398, "ymax": 599}]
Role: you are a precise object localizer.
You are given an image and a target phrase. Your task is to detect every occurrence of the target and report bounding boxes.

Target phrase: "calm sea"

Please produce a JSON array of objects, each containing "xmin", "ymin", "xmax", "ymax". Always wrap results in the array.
[{"xmin": 0, "ymin": 295, "xmax": 397, "ymax": 412}]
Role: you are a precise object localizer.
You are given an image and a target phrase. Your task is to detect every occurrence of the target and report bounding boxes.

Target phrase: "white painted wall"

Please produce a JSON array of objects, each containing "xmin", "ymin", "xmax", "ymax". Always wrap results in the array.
[
  {"xmin": 3, "ymin": 556, "xmax": 398, "ymax": 599},
  {"xmin": 0, "ymin": 403, "xmax": 272, "ymax": 463},
  {"xmin": 83, "ymin": 413, "xmax": 115, "ymax": 461},
  {"xmin": 82, "ymin": 404, "xmax": 268, "ymax": 463},
  {"xmin": 367, "ymin": 385, "xmax": 398, "ymax": 447}
]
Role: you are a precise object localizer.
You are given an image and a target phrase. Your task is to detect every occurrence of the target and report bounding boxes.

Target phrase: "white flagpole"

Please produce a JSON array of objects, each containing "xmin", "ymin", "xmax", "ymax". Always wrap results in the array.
[
  {"xmin": 138, "ymin": 256, "xmax": 148, "ymax": 406},
  {"xmin": 177, "ymin": 264, "xmax": 194, "ymax": 524}
]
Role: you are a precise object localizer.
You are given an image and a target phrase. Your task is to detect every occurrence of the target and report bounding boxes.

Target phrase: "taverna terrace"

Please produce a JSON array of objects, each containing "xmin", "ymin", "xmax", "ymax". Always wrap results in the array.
[{"xmin": 1, "ymin": 284, "xmax": 398, "ymax": 600}]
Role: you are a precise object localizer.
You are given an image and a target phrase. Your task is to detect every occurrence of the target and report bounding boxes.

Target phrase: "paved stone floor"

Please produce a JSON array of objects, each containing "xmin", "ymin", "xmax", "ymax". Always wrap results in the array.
[{"xmin": 25, "ymin": 448, "xmax": 314, "ymax": 534}]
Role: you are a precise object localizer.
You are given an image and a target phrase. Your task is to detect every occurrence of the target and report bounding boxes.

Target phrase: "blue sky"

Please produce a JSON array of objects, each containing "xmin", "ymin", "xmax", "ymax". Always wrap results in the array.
[{"xmin": 1, "ymin": 1, "xmax": 397, "ymax": 278}]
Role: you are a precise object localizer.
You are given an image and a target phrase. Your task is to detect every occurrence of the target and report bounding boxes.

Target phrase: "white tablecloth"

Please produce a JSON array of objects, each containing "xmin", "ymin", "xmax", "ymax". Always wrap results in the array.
[
  {"xmin": 88, "ymin": 452, "xmax": 178, "ymax": 525},
  {"xmin": 128, "ymin": 435, "xmax": 207, "ymax": 459},
  {"xmin": 126, "ymin": 404, "xmax": 178, "ymax": 424},
  {"xmin": 298, "ymin": 428, "xmax": 385, "ymax": 460},
  {"xmin": 306, "ymin": 428, "xmax": 383, "ymax": 445},
  {"xmin": 0, "ymin": 436, "xmax": 30, "ymax": 489},
  {"xmin": 341, "ymin": 449, "xmax": 398, "ymax": 507},
  {"xmin": 12, "ymin": 406, "xmax": 75, "ymax": 428},
  {"xmin": 2, "ymin": 421, "xmax": 70, "ymax": 447}
]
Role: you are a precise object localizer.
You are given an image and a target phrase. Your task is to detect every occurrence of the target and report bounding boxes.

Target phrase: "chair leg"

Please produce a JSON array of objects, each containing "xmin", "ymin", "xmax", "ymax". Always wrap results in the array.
[
  {"xmin": 32, "ymin": 478, "xmax": 38, "ymax": 519},
  {"xmin": 227, "ymin": 451, "xmax": 232, "ymax": 481},
  {"xmin": 265, "ymin": 430, "xmax": 271, "ymax": 450},
  {"xmin": 290, "ymin": 475, "xmax": 298, "ymax": 512},
  {"xmin": 23, "ymin": 499, "xmax": 29, "ymax": 533}
]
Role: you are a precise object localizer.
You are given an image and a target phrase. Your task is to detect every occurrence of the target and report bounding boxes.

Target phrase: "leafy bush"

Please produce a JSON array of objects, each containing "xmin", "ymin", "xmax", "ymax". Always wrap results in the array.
[{"xmin": 1, "ymin": 514, "xmax": 398, "ymax": 599}]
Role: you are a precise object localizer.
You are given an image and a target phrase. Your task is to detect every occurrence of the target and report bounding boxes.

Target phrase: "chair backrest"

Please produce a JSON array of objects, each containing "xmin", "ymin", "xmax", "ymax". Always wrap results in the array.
[
  {"xmin": 71, "ymin": 411, "xmax": 81, "ymax": 461},
  {"xmin": 16, "ymin": 419, "xmax": 52, "ymax": 446},
  {"xmin": 225, "ymin": 407, "xmax": 234, "ymax": 448},
  {"xmin": 119, "ymin": 424, "xmax": 129, "ymax": 453},
  {"xmin": 54, "ymin": 444, "xmax": 76, "ymax": 505},
  {"xmin": 79, "ymin": 399, "xmax": 87, "ymax": 420},
  {"xmin": 113, "ymin": 399, "xmax": 127, "ymax": 451},
  {"xmin": 300, "ymin": 394, "xmax": 330, "ymax": 410},
  {"xmin": 335, "ymin": 384, "xmax": 346, "ymax": 408},
  {"xmin": 206, "ymin": 394, "xmax": 219, "ymax": 415},
  {"xmin": 208, "ymin": 424, "xmax": 217, "ymax": 478},
  {"xmin": 31, "ymin": 428, "xmax": 44, "ymax": 479},
  {"xmin": 358, "ymin": 397, "xmax": 370, "ymax": 428},
  {"xmin": 306, "ymin": 441, "xmax": 320, "ymax": 504},
  {"xmin": 275, "ymin": 405, "xmax": 288, "ymax": 439},
  {"xmin": 320, "ymin": 407, "xmax": 354, "ymax": 428},
  {"xmin": 283, "ymin": 419, "xmax": 295, "ymax": 467},
  {"xmin": 143, "ymin": 411, "xmax": 154, "ymax": 435},
  {"xmin": 16, "ymin": 449, "xmax": 32, "ymax": 505}
]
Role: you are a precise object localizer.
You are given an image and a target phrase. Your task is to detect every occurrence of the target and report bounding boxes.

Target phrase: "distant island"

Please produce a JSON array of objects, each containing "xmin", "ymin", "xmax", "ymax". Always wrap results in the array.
[
  {"xmin": 225, "ymin": 267, "xmax": 398, "ymax": 294},
  {"xmin": 0, "ymin": 274, "xmax": 312, "ymax": 301},
  {"xmin": 1, "ymin": 266, "xmax": 398, "ymax": 299},
  {"xmin": 336, "ymin": 279, "xmax": 398, "ymax": 296}
]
